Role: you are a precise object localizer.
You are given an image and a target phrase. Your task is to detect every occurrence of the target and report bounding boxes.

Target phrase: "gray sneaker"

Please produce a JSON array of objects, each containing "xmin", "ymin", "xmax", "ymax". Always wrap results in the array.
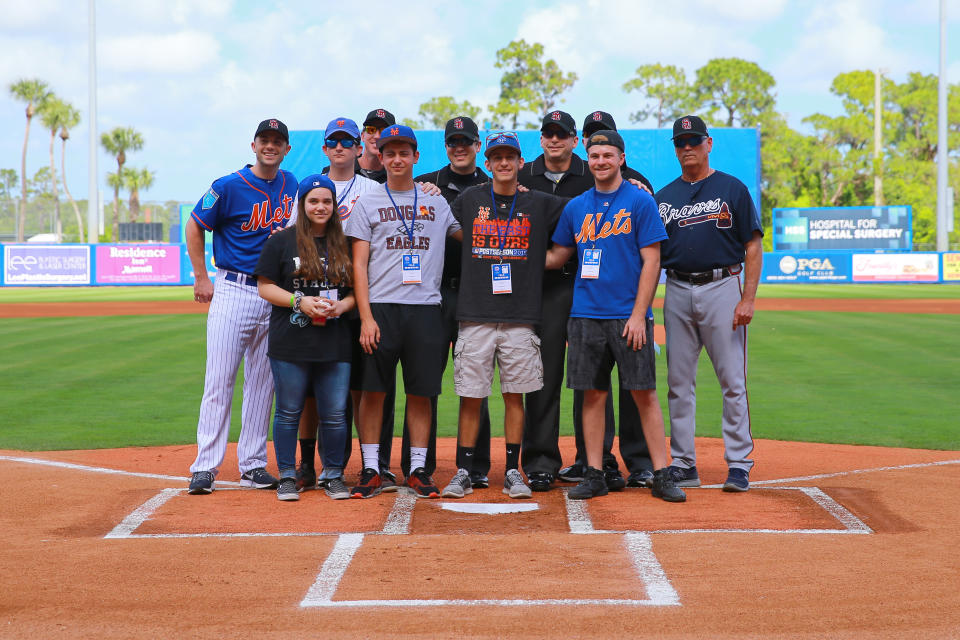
[
  {"xmin": 276, "ymin": 477, "xmax": 299, "ymax": 501},
  {"xmin": 441, "ymin": 468, "xmax": 473, "ymax": 498},
  {"xmin": 324, "ymin": 477, "xmax": 350, "ymax": 500},
  {"xmin": 240, "ymin": 467, "xmax": 279, "ymax": 489},
  {"xmin": 503, "ymin": 469, "xmax": 532, "ymax": 499},
  {"xmin": 380, "ymin": 469, "xmax": 399, "ymax": 493}
]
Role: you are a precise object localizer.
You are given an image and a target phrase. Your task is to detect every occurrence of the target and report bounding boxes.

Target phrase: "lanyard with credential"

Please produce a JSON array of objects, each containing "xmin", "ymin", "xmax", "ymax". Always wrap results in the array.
[
  {"xmin": 336, "ymin": 175, "xmax": 357, "ymax": 207},
  {"xmin": 589, "ymin": 182, "xmax": 625, "ymax": 248},
  {"xmin": 385, "ymin": 185, "xmax": 418, "ymax": 250},
  {"xmin": 491, "ymin": 185, "xmax": 518, "ymax": 262}
]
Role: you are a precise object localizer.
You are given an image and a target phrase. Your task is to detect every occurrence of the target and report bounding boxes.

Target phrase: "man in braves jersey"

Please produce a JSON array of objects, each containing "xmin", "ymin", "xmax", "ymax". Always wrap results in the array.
[
  {"xmin": 517, "ymin": 110, "xmax": 626, "ymax": 493},
  {"xmin": 656, "ymin": 115, "xmax": 763, "ymax": 492},
  {"xmin": 185, "ymin": 118, "xmax": 298, "ymax": 494},
  {"xmin": 357, "ymin": 108, "xmax": 395, "ymax": 183},
  {"xmin": 413, "ymin": 115, "xmax": 493, "ymax": 488}
]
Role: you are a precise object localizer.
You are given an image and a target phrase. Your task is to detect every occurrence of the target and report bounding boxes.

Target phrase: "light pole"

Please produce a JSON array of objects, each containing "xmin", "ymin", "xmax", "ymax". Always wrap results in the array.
[
  {"xmin": 873, "ymin": 68, "xmax": 888, "ymax": 207},
  {"xmin": 936, "ymin": 0, "xmax": 949, "ymax": 252},
  {"xmin": 86, "ymin": 0, "xmax": 98, "ymax": 245}
]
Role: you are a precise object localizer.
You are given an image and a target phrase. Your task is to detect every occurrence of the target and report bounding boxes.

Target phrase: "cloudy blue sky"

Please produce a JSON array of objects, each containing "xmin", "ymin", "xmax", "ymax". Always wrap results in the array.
[{"xmin": 2, "ymin": 0, "xmax": 959, "ymax": 203}]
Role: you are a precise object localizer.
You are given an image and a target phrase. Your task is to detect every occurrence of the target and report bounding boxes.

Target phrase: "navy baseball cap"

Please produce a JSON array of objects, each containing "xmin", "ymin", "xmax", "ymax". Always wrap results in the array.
[
  {"xmin": 377, "ymin": 124, "xmax": 417, "ymax": 150},
  {"xmin": 363, "ymin": 108, "xmax": 396, "ymax": 128},
  {"xmin": 325, "ymin": 117, "xmax": 360, "ymax": 139},
  {"xmin": 484, "ymin": 131, "xmax": 521, "ymax": 157},
  {"xmin": 444, "ymin": 116, "xmax": 480, "ymax": 142},
  {"xmin": 585, "ymin": 129, "xmax": 625, "ymax": 153},
  {"xmin": 672, "ymin": 115, "xmax": 709, "ymax": 139},
  {"xmin": 297, "ymin": 174, "xmax": 337, "ymax": 203},
  {"xmin": 255, "ymin": 118, "xmax": 289, "ymax": 142},
  {"xmin": 583, "ymin": 111, "xmax": 617, "ymax": 137},
  {"xmin": 540, "ymin": 110, "xmax": 576, "ymax": 135}
]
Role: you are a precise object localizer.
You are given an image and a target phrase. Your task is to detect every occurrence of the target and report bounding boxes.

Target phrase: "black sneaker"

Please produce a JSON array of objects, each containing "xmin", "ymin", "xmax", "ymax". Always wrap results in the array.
[
  {"xmin": 469, "ymin": 472, "xmax": 489, "ymax": 489},
  {"xmin": 666, "ymin": 465, "xmax": 700, "ymax": 487},
  {"xmin": 240, "ymin": 467, "xmax": 279, "ymax": 489},
  {"xmin": 558, "ymin": 462, "xmax": 585, "ymax": 483},
  {"xmin": 568, "ymin": 467, "xmax": 608, "ymax": 500},
  {"xmin": 604, "ymin": 468, "xmax": 626, "ymax": 491},
  {"xmin": 277, "ymin": 477, "xmax": 299, "ymax": 501},
  {"xmin": 723, "ymin": 468, "xmax": 750, "ymax": 492},
  {"xmin": 652, "ymin": 468, "xmax": 687, "ymax": 503},
  {"xmin": 380, "ymin": 469, "xmax": 399, "ymax": 493},
  {"xmin": 295, "ymin": 464, "xmax": 317, "ymax": 492},
  {"xmin": 527, "ymin": 472, "xmax": 554, "ymax": 492},
  {"xmin": 406, "ymin": 467, "xmax": 440, "ymax": 499},
  {"xmin": 188, "ymin": 471, "xmax": 214, "ymax": 495},
  {"xmin": 350, "ymin": 468, "xmax": 382, "ymax": 499},
  {"xmin": 324, "ymin": 477, "xmax": 350, "ymax": 500},
  {"xmin": 626, "ymin": 469, "xmax": 654, "ymax": 488}
]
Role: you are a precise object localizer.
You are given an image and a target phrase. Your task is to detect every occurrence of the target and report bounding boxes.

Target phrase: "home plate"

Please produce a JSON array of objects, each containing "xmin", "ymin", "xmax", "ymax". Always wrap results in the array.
[{"xmin": 441, "ymin": 503, "xmax": 540, "ymax": 515}]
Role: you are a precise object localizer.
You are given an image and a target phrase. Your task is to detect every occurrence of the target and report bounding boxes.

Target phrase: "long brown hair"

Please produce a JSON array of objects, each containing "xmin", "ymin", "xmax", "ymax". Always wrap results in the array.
[{"xmin": 294, "ymin": 187, "xmax": 352, "ymax": 285}]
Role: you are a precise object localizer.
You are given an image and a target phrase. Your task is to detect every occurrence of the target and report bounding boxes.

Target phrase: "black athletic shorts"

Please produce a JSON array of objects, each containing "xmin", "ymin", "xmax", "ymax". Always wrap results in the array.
[
  {"xmin": 357, "ymin": 303, "xmax": 446, "ymax": 397},
  {"xmin": 565, "ymin": 317, "xmax": 657, "ymax": 391}
]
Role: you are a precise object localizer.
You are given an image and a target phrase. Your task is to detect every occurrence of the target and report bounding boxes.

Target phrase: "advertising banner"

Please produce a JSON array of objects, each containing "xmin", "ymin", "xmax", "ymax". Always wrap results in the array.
[
  {"xmin": 852, "ymin": 253, "xmax": 939, "ymax": 282},
  {"xmin": 942, "ymin": 253, "xmax": 960, "ymax": 282},
  {"xmin": 95, "ymin": 245, "xmax": 181, "ymax": 284},
  {"xmin": 3, "ymin": 244, "xmax": 91, "ymax": 285},
  {"xmin": 762, "ymin": 252, "xmax": 852, "ymax": 283},
  {"xmin": 773, "ymin": 206, "xmax": 912, "ymax": 251}
]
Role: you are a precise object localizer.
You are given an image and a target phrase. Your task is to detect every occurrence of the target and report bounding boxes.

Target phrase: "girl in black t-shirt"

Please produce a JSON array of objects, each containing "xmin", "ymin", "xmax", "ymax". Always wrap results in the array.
[{"xmin": 255, "ymin": 174, "xmax": 355, "ymax": 501}]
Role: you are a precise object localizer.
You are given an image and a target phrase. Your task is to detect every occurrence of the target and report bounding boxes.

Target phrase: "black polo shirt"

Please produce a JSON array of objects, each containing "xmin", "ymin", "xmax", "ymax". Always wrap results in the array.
[
  {"xmin": 622, "ymin": 163, "xmax": 654, "ymax": 193},
  {"xmin": 414, "ymin": 165, "xmax": 490, "ymax": 287},
  {"xmin": 518, "ymin": 153, "xmax": 595, "ymax": 198}
]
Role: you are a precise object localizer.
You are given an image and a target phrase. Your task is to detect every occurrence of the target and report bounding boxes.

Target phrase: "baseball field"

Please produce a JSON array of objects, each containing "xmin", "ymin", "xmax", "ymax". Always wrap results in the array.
[{"xmin": 1, "ymin": 284, "xmax": 959, "ymax": 638}]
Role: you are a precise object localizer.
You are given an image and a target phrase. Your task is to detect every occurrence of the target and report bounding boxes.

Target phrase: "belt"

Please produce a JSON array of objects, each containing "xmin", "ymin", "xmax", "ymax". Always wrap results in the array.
[
  {"xmin": 667, "ymin": 266, "xmax": 740, "ymax": 285},
  {"xmin": 223, "ymin": 270, "xmax": 258, "ymax": 287}
]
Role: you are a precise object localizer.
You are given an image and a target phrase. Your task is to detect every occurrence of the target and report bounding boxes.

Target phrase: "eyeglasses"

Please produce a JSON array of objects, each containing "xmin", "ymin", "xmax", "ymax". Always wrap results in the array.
[
  {"xmin": 325, "ymin": 137, "xmax": 359, "ymax": 148},
  {"xmin": 673, "ymin": 135, "xmax": 707, "ymax": 148},
  {"xmin": 445, "ymin": 137, "xmax": 475, "ymax": 148},
  {"xmin": 485, "ymin": 131, "xmax": 519, "ymax": 144},
  {"xmin": 541, "ymin": 128, "xmax": 572, "ymax": 140},
  {"xmin": 363, "ymin": 125, "xmax": 384, "ymax": 135}
]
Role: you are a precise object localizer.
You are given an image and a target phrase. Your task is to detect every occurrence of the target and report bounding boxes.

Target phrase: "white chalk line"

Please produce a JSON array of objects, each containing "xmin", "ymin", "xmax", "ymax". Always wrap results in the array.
[
  {"xmin": 0, "ymin": 454, "xmax": 243, "ymax": 487},
  {"xmin": 718, "ymin": 458, "xmax": 960, "ymax": 488},
  {"xmin": 382, "ymin": 492, "xmax": 416, "ymax": 535},
  {"xmin": 105, "ymin": 488, "xmax": 182, "ymax": 539},
  {"xmin": 300, "ymin": 533, "xmax": 364, "ymax": 606}
]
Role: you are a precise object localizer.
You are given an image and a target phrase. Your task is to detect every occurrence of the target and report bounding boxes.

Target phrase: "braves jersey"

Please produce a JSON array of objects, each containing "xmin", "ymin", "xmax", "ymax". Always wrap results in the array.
[
  {"xmin": 552, "ymin": 183, "xmax": 667, "ymax": 319},
  {"xmin": 192, "ymin": 165, "xmax": 298, "ymax": 275},
  {"xmin": 655, "ymin": 170, "xmax": 762, "ymax": 272}
]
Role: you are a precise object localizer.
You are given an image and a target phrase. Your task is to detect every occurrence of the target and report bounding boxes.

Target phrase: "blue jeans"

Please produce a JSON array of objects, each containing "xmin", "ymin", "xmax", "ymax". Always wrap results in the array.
[{"xmin": 269, "ymin": 359, "xmax": 351, "ymax": 479}]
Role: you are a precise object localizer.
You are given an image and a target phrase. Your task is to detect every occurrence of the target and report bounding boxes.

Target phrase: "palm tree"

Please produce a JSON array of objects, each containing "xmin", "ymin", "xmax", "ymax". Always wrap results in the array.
[
  {"xmin": 39, "ymin": 95, "xmax": 67, "ymax": 242},
  {"xmin": 56, "ymin": 103, "xmax": 84, "ymax": 243},
  {"xmin": 8, "ymin": 78, "xmax": 51, "ymax": 242},
  {"xmin": 123, "ymin": 167, "xmax": 155, "ymax": 222},
  {"xmin": 100, "ymin": 126, "xmax": 144, "ymax": 241}
]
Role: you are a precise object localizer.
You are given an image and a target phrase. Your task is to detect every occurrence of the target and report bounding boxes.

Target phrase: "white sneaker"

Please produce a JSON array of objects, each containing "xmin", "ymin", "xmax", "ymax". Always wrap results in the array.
[
  {"xmin": 441, "ymin": 468, "xmax": 472, "ymax": 498},
  {"xmin": 503, "ymin": 469, "xmax": 532, "ymax": 499}
]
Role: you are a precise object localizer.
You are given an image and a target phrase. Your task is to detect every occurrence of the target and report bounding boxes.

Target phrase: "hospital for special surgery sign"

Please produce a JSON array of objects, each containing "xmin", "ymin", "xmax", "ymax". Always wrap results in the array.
[
  {"xmin": 773, "ymin": 206, "xmax": 912, "ymax": 252},
  {"xmin": 3, "ymin": 245, "xmax": 91, "ymax": 285}
]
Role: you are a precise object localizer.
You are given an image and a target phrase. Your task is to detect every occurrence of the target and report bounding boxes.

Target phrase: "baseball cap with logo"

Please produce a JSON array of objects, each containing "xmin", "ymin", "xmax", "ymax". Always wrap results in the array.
[
  {"xmin": 363, "ymin": 108, "xmax": 396, "ymax": 128},
  {"xmin": 484, "ymin": 131, "xmax": 522, "ymax": 157},
  {"xmin": 582, "ymin": 111, "xmax": 617, "ymax": 138},
  {"xmin": 325, "ymin": 117, "xmax": 361, "ymax": 140},
  {"xmin": 297, "ymin": 174, "xmax": 337, "ymax": 203},
  {"xmin": 444, "ymin": 116, "xmax": 480, "ymax": 142},
  {"xmin": 672, "ymin": 115, "xmax": 709, "ymax": 139},
  {"xmin": 376, "ymin": 124, "xmax": 418, "ymax": 150},
  {"xmin": 540, "ymin": 110, "xmax": 577, "ymax": 135},
  {"xmin": 585, "ymin": 129, "xmax": 625, "ymax": 153},
  {"xmin": 255, "ymin": 118, "xmax": 289, "ymax": 142}
]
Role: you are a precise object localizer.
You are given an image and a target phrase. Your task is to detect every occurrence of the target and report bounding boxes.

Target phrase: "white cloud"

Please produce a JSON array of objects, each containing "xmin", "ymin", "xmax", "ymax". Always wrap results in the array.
[
  {"xmin": 100, "ymin": 31, "xmax": 221, "ymax": 74},
  {"xmin": 695, "ymin": 0, "xmax": 788, "ymax": 21}
]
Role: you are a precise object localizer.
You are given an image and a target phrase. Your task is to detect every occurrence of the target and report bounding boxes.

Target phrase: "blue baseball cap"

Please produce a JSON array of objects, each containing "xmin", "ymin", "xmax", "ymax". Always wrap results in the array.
[
  {"xmin": 297, "ymin": 174, "xmax": 337, "ymax": 203},
  {"xmin": 376, "ymin": 124, "xmax": 417, "ymax": 150},
  {"xmin": 325, "ymin": 117, "xmax": 360, "ymax": 140},
  {"xmin": 484, "ymin": 131, "xmax": 522, "ymax": 157}
]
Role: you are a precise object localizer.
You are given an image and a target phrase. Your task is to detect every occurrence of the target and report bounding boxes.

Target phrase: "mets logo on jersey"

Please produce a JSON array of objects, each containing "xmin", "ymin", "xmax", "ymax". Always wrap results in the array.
[
  {"xmin": 202, "ymin": 187, "xmax": 219, "ymax": 210},
  {"xmin": 476, "ymin": 206, "xmax": 491, "ymax": 221}
]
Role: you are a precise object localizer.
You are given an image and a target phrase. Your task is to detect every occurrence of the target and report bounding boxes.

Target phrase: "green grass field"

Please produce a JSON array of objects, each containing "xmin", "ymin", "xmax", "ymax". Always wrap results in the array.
[{"xmin": 1, "ymin": 284, "xmax": 958, "ymax": 452}]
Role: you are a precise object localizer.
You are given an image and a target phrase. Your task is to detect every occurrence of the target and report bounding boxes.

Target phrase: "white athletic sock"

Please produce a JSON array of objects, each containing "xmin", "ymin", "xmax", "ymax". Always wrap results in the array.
[
  {"xmin": 361, "ymin": 444, "xmax": 380, "ymax": 472},
  {"xmin": 410, "ymin": 447, "xmax": 427, "ymax": 472}
]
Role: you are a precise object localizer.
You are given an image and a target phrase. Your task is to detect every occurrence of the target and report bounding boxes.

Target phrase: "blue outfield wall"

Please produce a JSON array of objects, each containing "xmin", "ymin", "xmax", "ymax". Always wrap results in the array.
[{"xmin": 3, "ymin": 243, "xmax": 959, "ymax": 286}]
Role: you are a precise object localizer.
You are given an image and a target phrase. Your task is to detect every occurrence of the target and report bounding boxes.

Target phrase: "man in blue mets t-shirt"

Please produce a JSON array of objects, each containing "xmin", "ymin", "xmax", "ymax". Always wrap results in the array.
[{"xmin": 546, "ymin": 129, "xmax": 685, "ymax": 503}]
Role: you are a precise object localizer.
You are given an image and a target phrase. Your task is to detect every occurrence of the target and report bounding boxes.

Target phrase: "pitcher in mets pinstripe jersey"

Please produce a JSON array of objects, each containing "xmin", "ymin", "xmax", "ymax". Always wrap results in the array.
[{"xmin": 185, "ymin": 118, "xmax": 298, "ymax": 495}]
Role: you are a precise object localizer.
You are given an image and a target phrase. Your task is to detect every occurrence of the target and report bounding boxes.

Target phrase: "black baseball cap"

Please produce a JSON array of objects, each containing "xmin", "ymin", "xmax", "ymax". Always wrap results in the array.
[
  {"xmin": 363, "ymin": 108, "xmax": 396, "ymax": 128},
  {"xmin": 672, "ymin": 115, "xmax": 709, "ymax": 139},
  {"xmin": 585, "ymin": 129, "xmax": 624, "ymax": 153},
  {"xmin": 444, "ymin": 116, "xmax": 480, "ymax": 142},
  {"xmin": 540, "ymin": 110, "xmax": 576, "ymax": 135},
  {"xmin": 583, "ymin": 111, "xmax": 617, "ymax": 137},
  {"xmin": 254, "ymin": 118, "xmax": 289, "ymax": 142}
]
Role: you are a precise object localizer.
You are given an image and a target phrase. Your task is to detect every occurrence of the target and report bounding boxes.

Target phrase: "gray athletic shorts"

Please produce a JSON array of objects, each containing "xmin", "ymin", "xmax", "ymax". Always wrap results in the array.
[
  {"xmin": 566, "ymin": 317, "xmax": 657, "ymax": 391},
  {"xmin": 454, "ymin": 322, "xmax": 543, "ymax": 397}
]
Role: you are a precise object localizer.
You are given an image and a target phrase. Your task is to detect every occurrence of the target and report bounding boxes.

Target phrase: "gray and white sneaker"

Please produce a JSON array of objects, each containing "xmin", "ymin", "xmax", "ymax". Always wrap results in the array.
[
  {"xmin": 503, "ymin": 469, "xmax": 532, "ymax": 499},
  {"xmin": 188, "ymin": 471, "xmax": 215, "ymax": 495},
  {"xmin": 324, "ymin": 477, "xmax": 350, "ymax": 500},
  {"xmin": 276, "ymin": 477, "xmax": 299, "ymax": 501},
  {"xmin": 441, "ymin": 468, "xmax": 473, "ymax": 498},
  {"xmin": 240, "ymin": 467, "xmax": 279, "ymax": 489}
]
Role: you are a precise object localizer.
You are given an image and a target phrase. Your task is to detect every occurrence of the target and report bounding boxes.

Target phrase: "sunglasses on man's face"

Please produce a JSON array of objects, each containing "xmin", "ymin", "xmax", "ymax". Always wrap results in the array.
[
  {"xmin": 325, "ymin": 137, "xmax": 359, "ymax": 148},
  {"xmin": 673, "ymin": 135, "xmax": 707, "ymax": 148},
  {"xmin": 363, "ymin": 125, "xmax": 384, "ymax": 135},
  {"xmin": 542, "ymin": 128, "xmax": 572, "ymax": 140},
  {"xmin": 484, "ymin": 131, "xmax": 519, "ymax": 145},
  {"xmin": 445, "ymin": 137, "xmax": 475, "ymax": 149}
]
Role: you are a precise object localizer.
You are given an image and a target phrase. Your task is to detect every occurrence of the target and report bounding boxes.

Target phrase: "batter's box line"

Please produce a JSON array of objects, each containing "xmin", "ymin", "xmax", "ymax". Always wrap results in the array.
[
  {"xmin": 564, "ymin": 487, "xmax": 873, "ymax": 535},
  {"xmin": 299, "ymin": 531, "xmax": 680, "ymax": 608}
]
